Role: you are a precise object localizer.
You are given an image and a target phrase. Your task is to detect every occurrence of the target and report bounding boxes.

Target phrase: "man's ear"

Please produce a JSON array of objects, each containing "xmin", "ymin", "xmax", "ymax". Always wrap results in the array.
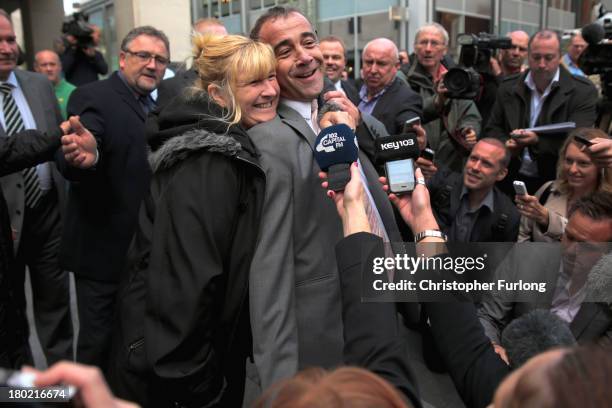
[{"xmin": 207, "ymin": 84, "xmax": 227, "ymax": 108}]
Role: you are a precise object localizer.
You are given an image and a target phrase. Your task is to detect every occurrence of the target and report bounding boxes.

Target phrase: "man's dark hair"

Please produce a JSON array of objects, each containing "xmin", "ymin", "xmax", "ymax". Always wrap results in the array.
[
  {"xmin": 120, "ymin": 25, "xmax": 170, "ymax": 58},
  {"xmin": 528, "ymin": 29, "xmax": 561, "ymax": 53},
  {"xmin": 320, "ymin": 35, "xmax": 346, "ymax": 54},
  {"xmin": 249, "ymin": 6, "xmax": 306, "ymax": 40},
  {"xmin": 501, "ymin": 310, "xmax": 576, "ymax": 369},
  {"xmin": 478, "ymin": 137, "xmax": 511, "ymax": 169},
  {"xmin": 567, "ymin": 191, "xmax": 612, "ymax": 221}
]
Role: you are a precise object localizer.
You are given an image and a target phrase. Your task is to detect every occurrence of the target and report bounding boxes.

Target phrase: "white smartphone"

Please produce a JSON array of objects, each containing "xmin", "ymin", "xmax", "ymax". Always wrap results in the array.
[
  {"xmin": 385, "ymin": 159, "xmax": 415, "ymax": 194},
  {"xmin": 513, "ymin": 180, "xmax": 528, "ymax": 195}
]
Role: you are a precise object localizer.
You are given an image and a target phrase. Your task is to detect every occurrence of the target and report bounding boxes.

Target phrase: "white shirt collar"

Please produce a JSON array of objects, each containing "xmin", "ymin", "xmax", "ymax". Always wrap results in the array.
[
  {"xmin": 280, "ymin": 98, "xmax": 312, "ymax": 122},
  {"xmin": 524, "ymin": 67, "xmax": 560, "ymax": 96},
  {"xmin": 1, "ymin": 71, "xmax": 19, "ymax": 88},
  {"xmin": 333, "ymin": 80, "xmax": 343, "ymax": 91}
]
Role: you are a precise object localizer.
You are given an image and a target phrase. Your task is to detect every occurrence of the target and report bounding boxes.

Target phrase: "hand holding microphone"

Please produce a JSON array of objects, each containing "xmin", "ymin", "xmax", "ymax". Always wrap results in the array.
[{"xmin": 313, "ymin": 123, "xmax": 359, "ymax": 192}]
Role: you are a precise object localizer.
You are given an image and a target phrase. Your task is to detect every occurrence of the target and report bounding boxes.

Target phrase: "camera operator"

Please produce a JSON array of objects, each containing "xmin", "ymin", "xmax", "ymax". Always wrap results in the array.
[
  {"xmin": 61, "ymin": 23, "xmax": 108, "ymax": 86},
  {"xmin": 405, "ymin": 23, "xmax": 481, "ymax": 175}
]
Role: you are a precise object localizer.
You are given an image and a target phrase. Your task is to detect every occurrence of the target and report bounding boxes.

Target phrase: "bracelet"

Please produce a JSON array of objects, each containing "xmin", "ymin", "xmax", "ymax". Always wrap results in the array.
[{"xmin": 414, "ymin": 229, "xmax": 447, "ymax": 243}]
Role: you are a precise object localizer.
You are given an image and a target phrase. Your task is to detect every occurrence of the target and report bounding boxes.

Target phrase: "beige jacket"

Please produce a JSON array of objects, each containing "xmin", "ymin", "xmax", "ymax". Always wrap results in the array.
[{"xmin": 518, "ymin": 180, "xmax": 568, "ymax": 242}]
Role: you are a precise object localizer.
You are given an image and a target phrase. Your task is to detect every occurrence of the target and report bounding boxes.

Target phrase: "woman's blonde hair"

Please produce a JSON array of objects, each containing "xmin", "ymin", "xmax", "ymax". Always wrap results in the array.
[
  {"xmin": 556, "ymin": 128, "xmax": 612, "ymax": 194},
  {"xmin": 191, "ymin": 33, "xmax": 276, "ymax": 125},
  {"xmin": 254, "ymin": 366, "xmax": 411, "ymax": 408}
]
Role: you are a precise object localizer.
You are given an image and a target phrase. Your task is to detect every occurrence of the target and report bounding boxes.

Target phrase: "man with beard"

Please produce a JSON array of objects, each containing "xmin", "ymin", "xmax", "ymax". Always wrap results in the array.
[
  {"xmin": 57, "ymin": 26, "xmax": 170, "ymax": 370},
  {"xmin": 485, "ymin": 30, "xmax": 597, "ymax": 195},
  {"xmin": 497, "ymin": 31, "xmax": 529, "ymax": 78},
  {"xmin": 427, "ymin": 138, "xmax": 520, "ymax": 242},
  {"xmin": 247, "ymin": 6, "xmax": 404, "ymax": 391}
]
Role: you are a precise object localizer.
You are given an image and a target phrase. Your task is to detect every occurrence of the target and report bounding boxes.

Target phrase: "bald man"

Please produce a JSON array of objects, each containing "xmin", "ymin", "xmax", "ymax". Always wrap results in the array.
[
  {"xmin": 154, "ymin": 18, "xmax": 227, "ymax": 112},
  {"xmin": 498, "ymin": 30, "xmax": 529, "ymax": 77},
  {"xmin": 359, "ymin": 37, "xmax": 421, "ymax": 135},
  {"xmin": 34, "ymin": 50, "xmax": 75, "ymax": 118}
]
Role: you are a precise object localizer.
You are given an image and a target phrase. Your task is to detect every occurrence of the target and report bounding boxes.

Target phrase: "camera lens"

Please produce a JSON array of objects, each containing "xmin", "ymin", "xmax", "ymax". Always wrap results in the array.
[{"xmin": 444, "ymin": 68, "xmax": 470, "ymax": 93}]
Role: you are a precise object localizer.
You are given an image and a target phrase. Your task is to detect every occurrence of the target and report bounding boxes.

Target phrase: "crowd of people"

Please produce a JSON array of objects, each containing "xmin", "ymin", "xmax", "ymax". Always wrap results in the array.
[{"xmin": 2, "ymin": 5, "xmax": 612, "ymax": 408}]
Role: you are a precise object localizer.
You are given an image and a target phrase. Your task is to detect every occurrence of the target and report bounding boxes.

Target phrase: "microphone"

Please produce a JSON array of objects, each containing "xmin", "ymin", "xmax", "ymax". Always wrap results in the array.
[
  {"xmin": 374, "ymin": 132, "xmax": 420, "ymax": 194},
  {"xmin": 501, "ymin": 309, "xmax": 576, "ymax": 368},
  {"xmin": 313, "ymin": 123, "xmax": 359, "ymax": 191},
  {"xmin": 584, "ymin": 251, "xmax": 612, "ymax": 304},
  {"xmin": 582, "ymin": 23, "xmax": 605, "ymax": 46}
]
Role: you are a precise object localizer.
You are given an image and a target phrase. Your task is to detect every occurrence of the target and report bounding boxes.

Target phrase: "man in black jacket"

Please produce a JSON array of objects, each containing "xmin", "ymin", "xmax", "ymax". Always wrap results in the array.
[
  {"xmin": 358, "ymin": 37, "xmax": 422, "ymax": 136},
  {"xmin": 320, "ymin": 36, "xmax": 359, "ymax": 105},
  {"xmin": 61, "ymin": 25, "xmax": 108, "ymax": 86},
  {"xmin": 485, "ymin": 30, "xmax": 598, "ymax": 195},
  {"xmin": 58, "ymin": 26, "xmax": 169, "ymax": 370},
  {"xmin": 428, "ymin": 139, "xmax": 519, "ymax": 242},
  {"xmin": 0, "ymin": 119, "xmax": 96, "ymax": 368}
]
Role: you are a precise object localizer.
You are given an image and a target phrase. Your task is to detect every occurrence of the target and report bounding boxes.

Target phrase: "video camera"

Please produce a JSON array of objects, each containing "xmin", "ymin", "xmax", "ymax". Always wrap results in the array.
[
  {"xmin": 579, "ymin": 16, "xmax": 612, "ymax": 97},
  {"xmin": 61, "ymin": 11, "xmax": 94, "ymax": 49},
  {"xmin": 444, "ymin": 33, "xmax": 512, "ymax": 99}
]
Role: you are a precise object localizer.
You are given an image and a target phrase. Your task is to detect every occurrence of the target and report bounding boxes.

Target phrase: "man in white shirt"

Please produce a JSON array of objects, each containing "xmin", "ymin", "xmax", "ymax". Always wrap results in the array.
[{"xmin": 320, "ymin": 35, "xmax": 359, "ymax": 105}]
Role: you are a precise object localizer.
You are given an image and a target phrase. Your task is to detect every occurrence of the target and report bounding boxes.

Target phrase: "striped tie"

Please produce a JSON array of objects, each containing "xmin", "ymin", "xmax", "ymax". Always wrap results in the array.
[{"xmin": 0, "ymin": 82, "xmax": 42, "ymax": 208}]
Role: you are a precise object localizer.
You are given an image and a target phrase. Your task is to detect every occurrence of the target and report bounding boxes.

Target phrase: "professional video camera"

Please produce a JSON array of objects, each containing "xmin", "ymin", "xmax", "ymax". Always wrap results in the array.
[
  {"xmin": 61, "ymin": 11, "xmax": 94, "ymax": 48},
  {"xmin": 579, "ymin": 17, "xmax": 612, "ymax": 97},
  {"xmin": 444, "ymin": 33, "xmax": 512, "ymax": 99}
]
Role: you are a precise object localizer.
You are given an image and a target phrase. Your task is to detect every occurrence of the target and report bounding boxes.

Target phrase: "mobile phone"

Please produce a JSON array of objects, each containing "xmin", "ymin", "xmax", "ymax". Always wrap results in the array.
[
  {"xmin": 420, "ymin": 148, "xmax": 435, "ymax": 161},
  {"xmin": 403, "ymin": 117, "xmax": 421, "ymax": 133},
  {"xmin": 513, "ymin": 180, "xmax": 528, "ymax": 195},
  {"xmin": 385, "ymin": 159, "xmax": 415, "ymax": 194},
  {"xmin": 574, "ymin": 135, "xmax": 594, "ymax": 147}
]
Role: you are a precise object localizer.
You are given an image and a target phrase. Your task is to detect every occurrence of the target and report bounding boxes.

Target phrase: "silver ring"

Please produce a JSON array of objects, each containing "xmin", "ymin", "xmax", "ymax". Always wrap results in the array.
[{"xmin": 416, "ymin": 177, "xmax": 426, "ymax": 186}]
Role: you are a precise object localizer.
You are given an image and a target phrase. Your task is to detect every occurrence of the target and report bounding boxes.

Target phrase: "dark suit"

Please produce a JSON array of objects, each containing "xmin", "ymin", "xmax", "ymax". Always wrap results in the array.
[
  {"xmin": 484, "ymin": 66, "xmax": 598, "ymax": 193},
  {"xmin": 478, "ymin": 244, "xmax": 612, "ymax": 345},
  {"xmin": 58, "ymin": 71, "xmax": 152, "ymax": 368},
  {"xmin": 428, "ymin": 168, "xmax": 520, "ymax": 242},
  {"xmin": 0, "ymin": 69, "xmax": 72, "ymax": 365},
  {"xmin": 369, "ymin": 77, "xmax": 422, "ymax": 136},
  {"xmin": 339, "ymin": 79, "xmax": 360, "ymax": 106},
  {"xmin": 0, "ymin": 127, "xmax": 64, "ymax": 368}
]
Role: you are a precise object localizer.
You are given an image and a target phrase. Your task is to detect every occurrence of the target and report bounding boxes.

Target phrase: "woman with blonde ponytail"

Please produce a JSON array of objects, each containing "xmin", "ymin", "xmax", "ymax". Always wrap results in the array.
[{"xmin": 109, "ymin": 33, "xmax": 279, "ymax": 408}]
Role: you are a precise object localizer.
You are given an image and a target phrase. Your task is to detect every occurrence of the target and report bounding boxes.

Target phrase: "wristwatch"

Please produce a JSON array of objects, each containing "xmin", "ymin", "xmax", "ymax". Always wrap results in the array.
[{"xmin": 414, "ymin": 229, "xmax": 447, "ymax": 243}]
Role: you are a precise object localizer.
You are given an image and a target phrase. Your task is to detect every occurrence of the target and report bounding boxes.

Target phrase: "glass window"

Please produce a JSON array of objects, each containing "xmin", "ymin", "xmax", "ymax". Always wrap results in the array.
[{"xmin": 250, "ymin": 0, "xmax": 262, "ymax": 9}]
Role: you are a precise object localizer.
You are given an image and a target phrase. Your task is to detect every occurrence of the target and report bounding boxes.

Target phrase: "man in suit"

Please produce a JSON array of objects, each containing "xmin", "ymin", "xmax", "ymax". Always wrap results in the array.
[
  {"xmin": 320, "ymin": 36, "xmax": 359, "ymax": 105},
  {"xmin": 0, "ymin": 9, "xmax": 73, "ymax": 366},
  {"xmin": 428, "ymin": 139, "xmax": 520, "ymax": 242},
  {"xmin": 58, "ymin": 26, "xmax": 169, "ymax": 370},
  {"xmin": 155, "ymin": 18, "xmax": 226, "ymax": 111},
  {"xmin": 485, "ymin": 30, "xmax": 598, "ymax": 194},
  {"xmin": 478, "ymin": 191, "xmax": 612, "ymax": 352},
  {"xmin": 358, "ymin": 37, "xmax": 422, "ymax": 136},
  {"xmin": 247, "ymin": 6, "xmax": 404, "ymax": 391}
]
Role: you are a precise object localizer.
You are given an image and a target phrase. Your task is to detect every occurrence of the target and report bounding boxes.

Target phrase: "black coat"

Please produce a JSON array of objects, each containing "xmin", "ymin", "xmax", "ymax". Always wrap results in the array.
[
  {"xmin": 108, "ymin": 93, "xmax": 266, "ymax": 408},
  {"xmin": 484, "ymin": 66, "xmax": 598, "ymax": 183},
  {"xmin": 370, "ymin": 77, "xmax": 422, "ymax": 135},
  {"xmin": 60, "ymin": 47, "xmax": 108, "ymax": 86},
  {"xmin": 428, "ymin": 168, "xmax": 520, "ymax": 242},
  {"xmin": 0, "ymin": 128, "xmax": 62, "ymax": 367},
  {"xmin": 340, "ymin": 79, "xmax": 360, "ymax": 106},
  {"xmin": 58, "ymin": 71, "xmax": 151, "ymax": 282}
]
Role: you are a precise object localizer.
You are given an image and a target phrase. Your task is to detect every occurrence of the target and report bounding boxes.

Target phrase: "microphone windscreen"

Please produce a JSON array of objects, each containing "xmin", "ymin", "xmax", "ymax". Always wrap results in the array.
[
  {"xmin": 501, "ymin": 310, "xmax": 576, "ymax": 368},
  {"xmin": 317, "ymin": 101, "xmax": 343, "ymax": 124},
  {"xmin": 314, "ymin": 124, "xmax": 359, "ymax": 171},
  {"xmin": 582, "ymin": 23, "xmax": 605, "ymax": 45},
  {"xmin": 374, "ymin": 132, "xmax": 420, "ymax": 165}
]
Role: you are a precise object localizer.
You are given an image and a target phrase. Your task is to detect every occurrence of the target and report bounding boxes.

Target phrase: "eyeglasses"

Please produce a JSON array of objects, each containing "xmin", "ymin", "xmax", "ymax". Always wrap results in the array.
[
  {"xmin": 416, "ymin": 39, "xmax": 444, "ymax": 48},
  {"xmin": 123, "ymin": 50, "xmax": 169, "ymax": 66}
]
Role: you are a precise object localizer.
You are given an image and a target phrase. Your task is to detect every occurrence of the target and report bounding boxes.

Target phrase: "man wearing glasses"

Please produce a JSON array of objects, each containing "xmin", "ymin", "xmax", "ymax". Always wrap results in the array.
[
  {"xmin": 485, "ymin": 30, "xmax": 598, "ymax": 195},
  {"xmin": 58, "ymin": 26, "xmax": 170, "ymax": 370}
]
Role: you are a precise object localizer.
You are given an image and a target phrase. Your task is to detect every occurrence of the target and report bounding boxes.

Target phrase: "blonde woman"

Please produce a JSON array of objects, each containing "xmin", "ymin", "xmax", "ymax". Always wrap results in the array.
[
  {"xmin": 516, "ymin": 128, "xmax": 612, "ymax": 242},
  {"xmin": 109, "ymin": 34, "xmax": 279, "ymax": 407}
]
